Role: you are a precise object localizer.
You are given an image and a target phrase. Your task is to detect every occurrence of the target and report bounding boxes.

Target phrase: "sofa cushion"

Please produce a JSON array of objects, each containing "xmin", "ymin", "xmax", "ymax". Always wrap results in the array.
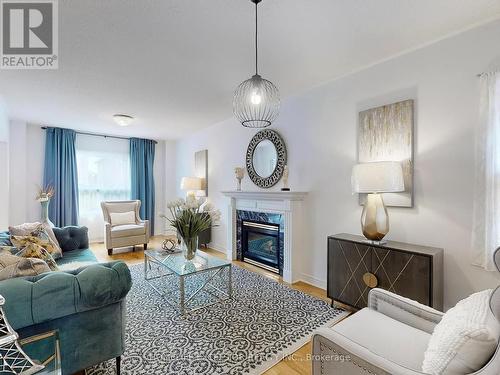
[
  {"xmin": 56, "ymin": 248, "xmax": 98, "ymax": 266},
  {"xmin": 422, "ymin": 289, "xmax": 499, "ymax": 375},
  {"xmin": 0, "ymin": 252, "xmax": 51, "ymax": 280},
  {"xmin": 111, "ymin": 224, "xmax": 145, "ymax": 238},
  {"xmin": 332, "ymin": 308, "xmax": 431, "ymax": 371},
  {"xmin": 110, "ymin": 211, "xmax": 136, "ymax": 226},
  {"xmin": 53, "ymin": 226, "xmax": 89, "ymax": 252}
]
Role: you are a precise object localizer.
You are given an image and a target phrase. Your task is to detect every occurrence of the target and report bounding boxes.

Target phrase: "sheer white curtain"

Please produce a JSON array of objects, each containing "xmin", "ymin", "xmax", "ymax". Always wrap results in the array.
[
  {"xmin": 472, "ymin": 72, "xmax": 500, "ymax": 271},
  {"xmin": 76, "ymin": 134, "xmax": 131, "ymax": 242}
]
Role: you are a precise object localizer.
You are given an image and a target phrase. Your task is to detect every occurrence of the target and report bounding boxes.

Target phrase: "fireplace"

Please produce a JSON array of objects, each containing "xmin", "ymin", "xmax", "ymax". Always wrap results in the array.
[
  {"xmin": 242, "ymin": 220, "xmax": 280, "ymax": 273},
  {"xmin": 236, "ymin": 210, "xmax": 284, "ymax": 274},
  {"xmin": 223, "ymin": 191, "xmax": 307, "ymax": 283}
]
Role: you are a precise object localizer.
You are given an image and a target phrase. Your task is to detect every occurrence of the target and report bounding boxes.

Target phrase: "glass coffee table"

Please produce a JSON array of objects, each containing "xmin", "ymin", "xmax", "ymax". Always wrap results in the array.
[
  {"xmin": 144, "ymin": 249, "xmax": 232, "ymax": 315},
  {"xmin": 19, "ymin": 330, "xmax": 61, "ymax": 374}
]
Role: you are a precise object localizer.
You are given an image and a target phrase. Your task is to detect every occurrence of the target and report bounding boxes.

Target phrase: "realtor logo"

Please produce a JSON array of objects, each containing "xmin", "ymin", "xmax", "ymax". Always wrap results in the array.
[{"xmin": 1, "ymin": 0, "xmax": 58, "ymax": 69}]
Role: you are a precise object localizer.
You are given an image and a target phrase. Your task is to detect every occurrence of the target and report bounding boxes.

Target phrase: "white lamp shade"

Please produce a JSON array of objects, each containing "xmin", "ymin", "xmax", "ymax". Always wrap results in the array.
[
  {"xmin": 351, "ymin": 162, "xmax": 405, "ymax": 193},
  {"xmin": 180, "ymin": 177, "xmax": 202, "ymax": 191}
]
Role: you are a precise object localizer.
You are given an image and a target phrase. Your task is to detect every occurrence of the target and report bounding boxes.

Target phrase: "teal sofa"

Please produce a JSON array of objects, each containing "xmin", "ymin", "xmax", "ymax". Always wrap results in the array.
[{"xmin": 0, "ymin": 226, "xmax": 132, "ymax": 375}]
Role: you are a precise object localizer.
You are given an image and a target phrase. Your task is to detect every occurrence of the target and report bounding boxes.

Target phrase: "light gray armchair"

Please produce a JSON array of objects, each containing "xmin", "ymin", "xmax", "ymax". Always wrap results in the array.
[
  {"xmin": 101, "ymin": 200, "xmax": 150, "ymax": 255},
  {"xmin": 312, "ymin": 249, "xmax": 500, "ymax": 375}
]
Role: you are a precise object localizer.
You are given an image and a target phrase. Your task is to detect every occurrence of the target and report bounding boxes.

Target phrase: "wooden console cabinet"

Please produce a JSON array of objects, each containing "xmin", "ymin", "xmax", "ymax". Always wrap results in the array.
[{"xmin": 328, "ymin": 233, "xmax": 443, "ymax": 310}]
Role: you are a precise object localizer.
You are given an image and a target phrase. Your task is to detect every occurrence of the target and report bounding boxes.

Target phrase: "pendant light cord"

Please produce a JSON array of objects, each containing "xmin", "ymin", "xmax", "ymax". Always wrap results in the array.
[{"xmin": 255, "ymin": 1, "xmax": 258, "ymax": 75}]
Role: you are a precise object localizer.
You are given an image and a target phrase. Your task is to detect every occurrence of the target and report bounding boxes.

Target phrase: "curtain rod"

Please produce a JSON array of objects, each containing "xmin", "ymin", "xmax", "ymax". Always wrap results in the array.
[{"xmin": 41, "ymin": 126, "xmax": 158, "ymax": 144}]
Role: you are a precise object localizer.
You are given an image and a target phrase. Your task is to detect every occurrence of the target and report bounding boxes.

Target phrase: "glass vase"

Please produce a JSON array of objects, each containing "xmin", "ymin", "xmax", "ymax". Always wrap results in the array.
[
  {"xmin": 40, "ymin": 199, "xmax": 54, "ymax": 227},
  {"xmin": 181, "ymin": 236, "xmax": 198, "ymax": 261}
]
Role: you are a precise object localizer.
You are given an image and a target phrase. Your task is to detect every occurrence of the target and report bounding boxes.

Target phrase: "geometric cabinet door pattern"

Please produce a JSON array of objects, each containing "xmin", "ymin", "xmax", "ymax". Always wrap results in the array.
[{"xmin": 327, "ymin": 233, "xmax": 443, "ymax": 310}]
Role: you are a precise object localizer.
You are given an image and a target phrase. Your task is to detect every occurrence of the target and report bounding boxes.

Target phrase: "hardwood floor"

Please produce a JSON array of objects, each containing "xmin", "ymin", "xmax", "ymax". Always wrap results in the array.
[{"xmin": 92, "ymin": 235, "xmax": 337, "ymax": 375}]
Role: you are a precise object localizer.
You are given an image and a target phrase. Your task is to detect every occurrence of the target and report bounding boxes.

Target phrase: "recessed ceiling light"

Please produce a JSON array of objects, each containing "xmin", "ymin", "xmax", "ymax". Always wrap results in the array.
[{"xmin": 113, "ymin": 114, "xmax": 134, "ymax": 127}]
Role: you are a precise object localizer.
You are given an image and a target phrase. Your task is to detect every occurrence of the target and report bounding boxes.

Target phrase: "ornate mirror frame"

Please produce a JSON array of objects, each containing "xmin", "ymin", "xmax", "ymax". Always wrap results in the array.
[{"xmin": 246, "ymin": 129, "xmax": 287, "ymax": 188}]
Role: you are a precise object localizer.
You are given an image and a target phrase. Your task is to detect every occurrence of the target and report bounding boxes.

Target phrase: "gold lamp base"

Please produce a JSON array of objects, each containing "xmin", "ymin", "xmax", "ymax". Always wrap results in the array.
[{"xmin": 361, "ymin": 193, "xmax": 389, "ymax": 243}]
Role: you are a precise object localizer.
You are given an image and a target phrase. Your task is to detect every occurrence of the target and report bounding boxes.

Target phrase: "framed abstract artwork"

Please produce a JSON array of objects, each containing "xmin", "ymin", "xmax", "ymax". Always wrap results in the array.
[
  {"xmin": 358, "ymin": 99, "xmax": 414, "ymax": 207},
  {"xmin": 195, "ymin": 149, "xmax": 208, "ymax": 197}
]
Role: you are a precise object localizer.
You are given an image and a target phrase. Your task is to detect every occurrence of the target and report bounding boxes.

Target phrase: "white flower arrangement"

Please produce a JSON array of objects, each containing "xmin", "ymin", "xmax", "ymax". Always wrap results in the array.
[{"xmin": 161, "ymin": 197, "xmax": 221, "ymax": 240}]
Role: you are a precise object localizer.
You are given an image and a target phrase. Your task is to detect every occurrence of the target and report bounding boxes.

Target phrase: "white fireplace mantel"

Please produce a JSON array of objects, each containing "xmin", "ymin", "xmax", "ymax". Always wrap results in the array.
[
  {"xmin": 221, "ymin": 190, "xmax": 308, "ymax": 201},
  {"xmin": 222, "ymin": 190, "xmax": 308, "ymax": 284}
]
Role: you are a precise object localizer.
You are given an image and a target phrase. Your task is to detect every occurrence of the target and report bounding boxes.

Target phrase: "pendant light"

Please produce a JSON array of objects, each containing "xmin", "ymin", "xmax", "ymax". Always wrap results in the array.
[{"xmin": 233, "ymin": 0, "xmax": 280, "ymax": 128}]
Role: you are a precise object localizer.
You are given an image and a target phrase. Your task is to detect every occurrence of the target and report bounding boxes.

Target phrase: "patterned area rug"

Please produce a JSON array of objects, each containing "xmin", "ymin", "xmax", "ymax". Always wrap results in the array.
[{"xmin": 87, "ymin": 263, "xmax": 346, "ymax": 375}]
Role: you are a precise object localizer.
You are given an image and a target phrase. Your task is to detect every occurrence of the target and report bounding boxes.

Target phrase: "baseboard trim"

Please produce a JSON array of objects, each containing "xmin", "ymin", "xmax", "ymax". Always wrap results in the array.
[
  {"xmin": 204, "ymin": 245, "xmax": 327, "ymax": 291},
  {"xmin": 207, "ymin": 243, "xmax": 226, "ymax": 254},
  {"xmin": 298, "ymin": 273, "xmax": 327, "ymax": 290}
]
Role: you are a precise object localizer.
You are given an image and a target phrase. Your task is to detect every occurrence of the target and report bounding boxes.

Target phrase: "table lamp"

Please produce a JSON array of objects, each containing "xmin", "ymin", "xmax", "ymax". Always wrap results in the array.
[
  {"xmin": 351, "ymin": 161, "xmax": 404, "ymax": 243},
  {"xmin": 180, "ymin": 177, "xmax": 202, "ymax": 199}
]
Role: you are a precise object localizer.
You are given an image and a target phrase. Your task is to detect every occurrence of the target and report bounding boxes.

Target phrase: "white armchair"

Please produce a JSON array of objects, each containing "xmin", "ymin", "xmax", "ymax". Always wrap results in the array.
[
  {"xmin": 312, "ymin": 248, "xmax": 500, "ymax": 375},
  {"xmin": 101, "ymin": 200, "xmax": 150, "ymax": 255}
]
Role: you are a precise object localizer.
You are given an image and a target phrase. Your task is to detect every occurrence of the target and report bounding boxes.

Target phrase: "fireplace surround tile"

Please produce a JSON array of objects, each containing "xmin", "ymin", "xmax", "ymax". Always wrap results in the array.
[{"xmin": 236, "ymin": 210, "xmax": 285, "ymax": 275}]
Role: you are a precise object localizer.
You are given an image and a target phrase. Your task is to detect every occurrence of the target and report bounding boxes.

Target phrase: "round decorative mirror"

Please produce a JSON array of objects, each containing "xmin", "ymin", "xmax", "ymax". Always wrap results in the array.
[
  {"xmin": 253, "ymin": 140, "xmax": 278, "ymax": 178},
  {"xmin": 246, "ymin": 129, "xmax": 287, "ymax": 188}
]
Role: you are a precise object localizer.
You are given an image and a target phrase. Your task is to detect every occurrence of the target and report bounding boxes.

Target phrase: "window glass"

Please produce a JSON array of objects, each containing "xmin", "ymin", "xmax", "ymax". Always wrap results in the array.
[{"xmin": 76, "ymin": 134, "xmax": 130, "ymax": 241}]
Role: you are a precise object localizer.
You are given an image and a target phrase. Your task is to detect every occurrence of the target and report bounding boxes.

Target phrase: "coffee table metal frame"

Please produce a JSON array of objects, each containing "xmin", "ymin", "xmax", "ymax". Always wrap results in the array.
[
  {"xmin": 144, "ymin": 250, "xmax": 232, "ymax": 315},
  {"xmin": 19, "ymin": 330, "xmax": 62, "ymax": 374}
]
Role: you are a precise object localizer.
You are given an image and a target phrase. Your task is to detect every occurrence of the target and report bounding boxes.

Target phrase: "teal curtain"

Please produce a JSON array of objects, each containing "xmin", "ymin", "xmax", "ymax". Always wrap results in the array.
[
  {"xmin": 43, "ymin": 127, "xmax": 79, "ymax": 226},
  {"xmin": 130, "ymin": 138, "xmax": 155, "ymax": 234}
]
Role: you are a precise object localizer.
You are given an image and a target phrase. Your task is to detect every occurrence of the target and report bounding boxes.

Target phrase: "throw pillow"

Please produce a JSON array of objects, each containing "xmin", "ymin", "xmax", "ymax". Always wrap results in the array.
[
  {"xmin": 9, "ymin": 222, "xmax": 62, "ymax": 259},
  {"xmin": 10, "ymin": 229, "xmax": 62, "ymax": 260},
  {"xmin": 0, "ymin": 251, "xmax": 51, "ymax": 281},
  {"xmin": 9, "ymin": 222, "xmax": 41, "ymax": 235},
  {"xmin": 0, "ymin": 231, "xmax": 11, "ymax": 246},
  {"xmin": 15, "ymin": 242, "xmax": 58, "ymax": 271},
  {"xmin": 0, "ymin": 245, "xmax": 18, "ymax": 255},
  {"xmin": 41, "ymin": 223, "xmax": 62, "ymax": 257},
  {"xmin": 422, "ymin": 289, "xmax": 499, "ymax": 374},
  {"xmin": 110, "ymin": 211, "xmax": 136, "ymax": 226},
  {"xmin": 30, "ymin": 225, "xmax": 63, "ymax": 259}
]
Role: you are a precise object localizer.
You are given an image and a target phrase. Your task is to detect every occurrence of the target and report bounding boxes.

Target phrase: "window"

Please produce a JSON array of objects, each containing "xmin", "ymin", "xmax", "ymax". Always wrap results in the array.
[
  {"xmin": 472, "ymin": 72, "xmax": 500, "ymax": 270},
  {"xmin": 76, "ymin": 134, "xmax": 130, "ymax": 241}
]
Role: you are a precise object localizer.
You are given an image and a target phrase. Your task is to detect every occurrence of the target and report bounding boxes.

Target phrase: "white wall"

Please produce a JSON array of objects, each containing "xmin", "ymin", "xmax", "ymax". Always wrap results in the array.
[
  {"xmin": 9, "ymin": 120, "xmax": 28, "ymax": 225},
  {"xmin": 9, "ymin": 122, "xmax": 47, "ymax": 224},
  {"xmin": 175, "ymin": 20, "xmax": 500, "ymax": 309}
]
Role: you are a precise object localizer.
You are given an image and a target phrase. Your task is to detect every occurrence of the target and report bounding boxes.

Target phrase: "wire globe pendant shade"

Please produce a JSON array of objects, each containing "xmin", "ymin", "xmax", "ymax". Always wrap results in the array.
[
  {"xmin": 233, "ymin": 0, "xmax": 280, "ymax": 128},
  {"xmin": 234, "ymin": 74, "xmax": 280, "ymax": 128}
]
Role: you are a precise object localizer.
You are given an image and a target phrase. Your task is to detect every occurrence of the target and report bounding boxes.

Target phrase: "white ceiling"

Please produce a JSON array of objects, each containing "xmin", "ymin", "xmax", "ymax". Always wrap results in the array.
[{"xmin": 1, "ymin": 0, "xmax": 500, "ymax": 139}]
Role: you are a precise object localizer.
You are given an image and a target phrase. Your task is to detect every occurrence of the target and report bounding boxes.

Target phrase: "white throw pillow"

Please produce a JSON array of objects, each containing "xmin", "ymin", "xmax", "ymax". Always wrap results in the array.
[
  {"xmin": 109, "ymin": 211, "xmax": 136, "ymax": 226},
  {"xmin": 8, "ymin": 222, "xmax": 41, "ymax": 235},
  {"xmin": 422, "ymin": 289, "xmax": 499, "ymax": 374}
]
